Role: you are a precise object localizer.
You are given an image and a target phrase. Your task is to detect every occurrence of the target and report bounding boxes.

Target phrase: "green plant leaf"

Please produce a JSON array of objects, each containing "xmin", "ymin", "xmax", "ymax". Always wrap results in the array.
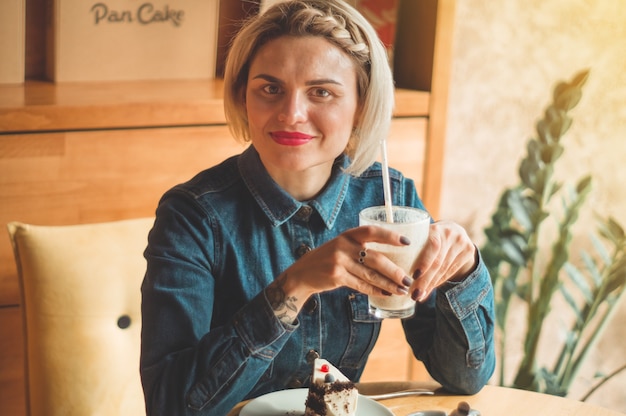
[
  {"xmin": 605, "ymin": 260, "xmax": 626, "ymax": 296},
  {"xmin": 563, "ymin": 262, "xmax": 593, "ymax": 303},
  {"xmin": 520, "ymin": 157, "xmax": 539, "ymax": 190},
  {"xmin": 551, "ymin": 113, "xmax": 573, "ymax": 139},
  {"xmin": 555, "ymin": 86, "xmax": 583, "ymax": 111},
  {"xmin": 600, "ymin": 216, "xmax": 626, "ymax": 244},
  {"xmin": 551, "ymin": 69, "xmax": 588, "ymax": 111},
  {"xmin": 503, "ymin": 275, "xmax": 518, "ymax": 297},
  {"xmin": 507, "ymin": 190, "xmax": 533, "ymax": 230},
  {"xmin": 590, "ymin": 230, "xmax": 610, "ymax": 261},
  {"xmin": 541, "ymin": 105, "xmax": 573, "ymax": 139},
  {"xmin": 571, "ymin": 69, "xmax": 590, "ymax": 88},
  {"xmin": 580, "ymin": 249, "xmax": 603, "ymax": 286},
  {"xmin": 536, "ymin": 120, "xmax": 554, "ymax": 145},
  {"xmin": 531, "ymin": 168, "xmax": 548, "ymax": 198},
  {"xmin": 543, "ymin": 143, "xmax": 564, "ymax": 164},
  {"xmin": 608, "ymin": 216, "xmax": 625, "ymax": 239},
  {"xmin": 501, "ymin": 240, "xmax": 527, "ymax": 266},
  {"xmin": 495, "ymin": 301, "xmax": 508, "ymax": 329},
  {"xmin": 527, "ymin": 138, "xmax": 541, "ymax": 158},
  {"xmin": 559, "ymin": 283, "xmax": 583, "ymax": 320},
  {"xmin": 516, "ymin": 282, "xmax": 531, "ymax": 300},
  {"xmin": 553, "ymin": 81, "xmax": 568, "ymax": 100},
  {"xmin": 576, "ymin": 175, "xmax": 593, "ymax": 194}
]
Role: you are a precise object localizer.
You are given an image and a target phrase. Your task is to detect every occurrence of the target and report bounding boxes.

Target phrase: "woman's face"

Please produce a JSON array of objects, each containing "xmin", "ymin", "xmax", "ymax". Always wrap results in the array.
[{"xmin": 245, "ymin": 35, "xmax": 360, "ymax": 185}]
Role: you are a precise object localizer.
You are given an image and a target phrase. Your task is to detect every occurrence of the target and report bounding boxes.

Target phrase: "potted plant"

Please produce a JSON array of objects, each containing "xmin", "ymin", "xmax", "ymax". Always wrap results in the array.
[{"xmin": 480, "ymin": 69, "xmax": 626, "ymax": 399}]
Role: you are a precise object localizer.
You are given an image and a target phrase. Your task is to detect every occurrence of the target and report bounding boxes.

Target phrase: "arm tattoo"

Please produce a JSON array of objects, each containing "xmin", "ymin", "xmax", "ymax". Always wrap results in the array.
[{"xmin": 266, "ymin": 273, "xmax": 299, "ymax": 324}]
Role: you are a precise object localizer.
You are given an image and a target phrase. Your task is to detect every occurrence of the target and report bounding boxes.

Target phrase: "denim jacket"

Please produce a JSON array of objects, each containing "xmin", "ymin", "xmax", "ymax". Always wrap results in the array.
[{"xmin": 140, "ymin": 146, "xmax": 495, "ymax": 416}]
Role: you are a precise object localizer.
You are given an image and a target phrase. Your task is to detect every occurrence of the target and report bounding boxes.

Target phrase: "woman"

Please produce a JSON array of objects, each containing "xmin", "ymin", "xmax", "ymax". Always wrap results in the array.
[{"xmin": 140, "ymin": 1, "xmax": 495, "ymax": 415}]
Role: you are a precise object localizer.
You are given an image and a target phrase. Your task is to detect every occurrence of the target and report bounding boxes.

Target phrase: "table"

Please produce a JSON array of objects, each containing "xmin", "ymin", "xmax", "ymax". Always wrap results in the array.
[{"xmin": 226, "ymin": 381, "xmax": 625, "ymax": 416}]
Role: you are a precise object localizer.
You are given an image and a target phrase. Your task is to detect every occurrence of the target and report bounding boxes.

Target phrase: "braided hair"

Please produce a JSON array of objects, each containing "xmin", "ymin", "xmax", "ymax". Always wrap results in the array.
[{"xmin": 223, "ymin": 0, "xmax": 394, "ymax": 176}]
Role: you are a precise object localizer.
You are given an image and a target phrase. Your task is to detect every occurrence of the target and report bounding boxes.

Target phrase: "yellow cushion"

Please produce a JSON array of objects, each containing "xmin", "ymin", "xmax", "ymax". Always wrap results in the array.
[{"xmin": 7, "ymin": 218, "xmax": 153, "ymax": 416}]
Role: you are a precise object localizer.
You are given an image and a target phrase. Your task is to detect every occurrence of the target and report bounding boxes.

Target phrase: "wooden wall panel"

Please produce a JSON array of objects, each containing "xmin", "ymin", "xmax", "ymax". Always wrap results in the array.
[{"xmin": 385, "ymin": 118, "xmax": 427, "ymax": 196}]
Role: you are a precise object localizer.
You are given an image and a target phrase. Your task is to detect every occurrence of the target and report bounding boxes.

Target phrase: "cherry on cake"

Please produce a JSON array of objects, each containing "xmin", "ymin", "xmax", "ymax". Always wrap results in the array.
[{"xmin": 304, "ymin": 358, "xmax": 358, "ymax": 416}]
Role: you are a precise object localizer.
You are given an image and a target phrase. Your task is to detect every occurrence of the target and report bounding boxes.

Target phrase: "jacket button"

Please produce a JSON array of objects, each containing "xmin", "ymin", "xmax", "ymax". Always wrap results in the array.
[
  {"xmin": 306, "ymin": 349, "xmax": 320, "ymax": 364},
  {"xmin": 295, "ymin": 205, "xmax": 313, "ymax": 221},
  {"xmin": 304, "ymin": 297, "xmax": 318, "ymax": 313},
  {"xmin": 295, "ymin": 244, "xmax": 312, "ymax": 258}
]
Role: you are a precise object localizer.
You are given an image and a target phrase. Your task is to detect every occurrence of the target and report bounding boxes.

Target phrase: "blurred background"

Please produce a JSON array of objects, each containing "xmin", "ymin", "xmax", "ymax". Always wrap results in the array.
[
  {"xmin": 441, "ymin": 0, "xmax": 626, "ymax": 411},
  {"xmin": 1, "ymin": 0, "xmax": 624, "ymax": 413}
]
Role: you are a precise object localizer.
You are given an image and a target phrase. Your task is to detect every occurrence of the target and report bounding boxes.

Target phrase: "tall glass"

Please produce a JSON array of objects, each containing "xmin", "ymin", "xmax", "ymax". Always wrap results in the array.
[{"xmin": 359, "ymin": 206, "xmax": 430, "ymax": 319}]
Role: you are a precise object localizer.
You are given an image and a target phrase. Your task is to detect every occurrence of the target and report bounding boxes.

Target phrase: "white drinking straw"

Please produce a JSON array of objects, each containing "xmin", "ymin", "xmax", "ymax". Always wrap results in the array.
[{"xmin": 380, "ymin": 139, "xmax": 394, "ymax": 223}]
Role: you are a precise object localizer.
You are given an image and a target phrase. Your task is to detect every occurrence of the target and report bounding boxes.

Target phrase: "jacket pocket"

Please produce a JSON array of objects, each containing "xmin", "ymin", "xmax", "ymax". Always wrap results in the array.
[
  {"xmin": 339, "ymin": 293, "xmax": 382, "ymax": 374},
  {"xmin": 349, "ymin": 292, "xmax": 381, "ymax": 323}
]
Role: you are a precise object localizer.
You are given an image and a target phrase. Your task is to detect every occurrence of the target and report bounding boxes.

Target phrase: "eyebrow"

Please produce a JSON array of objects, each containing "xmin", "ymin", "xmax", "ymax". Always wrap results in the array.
[{"xmin": 251, "ymin": 74, "xmax": 344, "ymax": 86}]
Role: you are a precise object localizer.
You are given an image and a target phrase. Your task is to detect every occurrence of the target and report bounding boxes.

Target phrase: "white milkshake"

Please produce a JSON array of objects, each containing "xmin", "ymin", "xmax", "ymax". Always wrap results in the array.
[{"xmin": 359, "ymin": 206, "xmax": 430, "ymax": 318}]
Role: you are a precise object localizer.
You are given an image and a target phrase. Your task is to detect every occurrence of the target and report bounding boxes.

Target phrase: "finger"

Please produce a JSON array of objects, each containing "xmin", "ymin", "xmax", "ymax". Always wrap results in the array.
[
  {"xmin": 412, "ymin": 226, "xmax": 476, "ymax": 301},
  {"xmin": 410, "ymin": 230, "xmax": 446, "ymax": 302},
  {"xmin": 345, "ymin": 248, "xmax": 411, "ymax": 295},
  {"xmin": 417, "ymin": 254, "xmax": 457, "ymax": 301},
  {"xmin": 347, "ymin": 225, "xmax": 412, "ymax": 247}
]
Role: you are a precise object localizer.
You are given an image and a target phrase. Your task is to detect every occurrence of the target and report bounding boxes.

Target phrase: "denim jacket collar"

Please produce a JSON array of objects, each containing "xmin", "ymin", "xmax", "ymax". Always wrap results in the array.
[{"xmin": 238, "ymin": 146, "xmax": 351, "ymax": 229}]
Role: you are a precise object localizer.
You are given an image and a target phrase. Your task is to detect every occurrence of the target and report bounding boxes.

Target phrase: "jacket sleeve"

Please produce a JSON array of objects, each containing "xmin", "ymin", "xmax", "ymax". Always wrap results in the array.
[
  {"xmin": 397, "ymin": 174, "xmax": 496, "ymax": 394},
  {"xmin": 140, "ymin": 192, "xmax": 296, "ymax": 416},
  {"xmin": 402, "ymin": 253, "xmax": 496, "ymax": 394}
]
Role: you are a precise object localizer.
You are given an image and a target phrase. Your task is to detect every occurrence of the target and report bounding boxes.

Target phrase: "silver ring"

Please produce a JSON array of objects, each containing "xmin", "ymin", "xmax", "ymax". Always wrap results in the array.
[{"xmin": 358, "ymin": 248, "xmax": 367, "ymax": 264}]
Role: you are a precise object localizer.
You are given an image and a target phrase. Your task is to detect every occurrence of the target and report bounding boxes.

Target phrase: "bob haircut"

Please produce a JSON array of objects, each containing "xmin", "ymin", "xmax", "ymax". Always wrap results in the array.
[{"xmin": 223, "ymin": 0, "xmax": 395, "ymax": 176}]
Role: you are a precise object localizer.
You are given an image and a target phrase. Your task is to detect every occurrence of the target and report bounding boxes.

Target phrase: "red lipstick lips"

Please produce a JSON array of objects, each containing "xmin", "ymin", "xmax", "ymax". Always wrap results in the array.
[{"xmin": 270, "ymin": 131, "xmax": 314, "ymax": 146}]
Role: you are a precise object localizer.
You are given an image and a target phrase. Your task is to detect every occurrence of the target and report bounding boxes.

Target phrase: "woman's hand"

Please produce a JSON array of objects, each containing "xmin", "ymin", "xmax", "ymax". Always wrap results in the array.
[
  {"xmin": 266, "ymin": 225, "xmax": 413, "ymax": 323},
  {"xmin": 266, "ymin": 220, "xmax": 477, "ymax": 324},
  {"xmin": 409, "ymin": 220, "xmax": 478, "ymax": 302}
]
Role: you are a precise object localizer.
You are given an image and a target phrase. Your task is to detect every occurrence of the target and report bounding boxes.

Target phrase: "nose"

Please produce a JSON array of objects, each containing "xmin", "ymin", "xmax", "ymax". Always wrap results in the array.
[{"xmin": 278, "ymin": 91, "xmax": 307, "ymax": 125}]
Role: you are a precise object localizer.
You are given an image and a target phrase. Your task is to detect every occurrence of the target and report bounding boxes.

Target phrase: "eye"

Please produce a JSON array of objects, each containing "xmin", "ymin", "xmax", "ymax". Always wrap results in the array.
[
  {"xmin": 311, "ymin": 87, "xmax": 331, "ymax": 98},
  {"xmin": 262, "ymin": 84, "xmax": 282, "ymax": 95}
]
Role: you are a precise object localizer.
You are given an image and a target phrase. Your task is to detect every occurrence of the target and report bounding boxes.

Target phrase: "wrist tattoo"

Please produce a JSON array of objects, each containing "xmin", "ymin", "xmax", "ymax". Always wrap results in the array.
[{"xmin": 266, "ymin": 274, "xmax": 298, "ymax": 324}]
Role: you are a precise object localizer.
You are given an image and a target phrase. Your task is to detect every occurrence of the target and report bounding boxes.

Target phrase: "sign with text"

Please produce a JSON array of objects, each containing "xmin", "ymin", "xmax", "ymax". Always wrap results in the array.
[{"xmin": 46, "ymin": 0, "xmax": 219, "ymax": 82}]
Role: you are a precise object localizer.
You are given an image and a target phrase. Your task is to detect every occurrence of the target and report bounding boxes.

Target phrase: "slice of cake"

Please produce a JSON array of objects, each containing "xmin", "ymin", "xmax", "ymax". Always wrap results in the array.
[{"xmin": 304, "ymin": 358, "xmax": 358, "ymax": 416}]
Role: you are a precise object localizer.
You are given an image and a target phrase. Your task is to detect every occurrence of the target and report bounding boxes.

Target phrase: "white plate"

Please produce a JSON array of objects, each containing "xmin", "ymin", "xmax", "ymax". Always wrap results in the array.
[{"xmin": 240, "ymin": 388, "xmax": 393, "ymax": 416}]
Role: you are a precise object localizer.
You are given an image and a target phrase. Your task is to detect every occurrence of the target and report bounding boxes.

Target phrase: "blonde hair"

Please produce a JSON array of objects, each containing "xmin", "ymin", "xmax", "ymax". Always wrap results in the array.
[{"xmin": 223, "ymin": 0, "xmax": 394, "ymax": 176}]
